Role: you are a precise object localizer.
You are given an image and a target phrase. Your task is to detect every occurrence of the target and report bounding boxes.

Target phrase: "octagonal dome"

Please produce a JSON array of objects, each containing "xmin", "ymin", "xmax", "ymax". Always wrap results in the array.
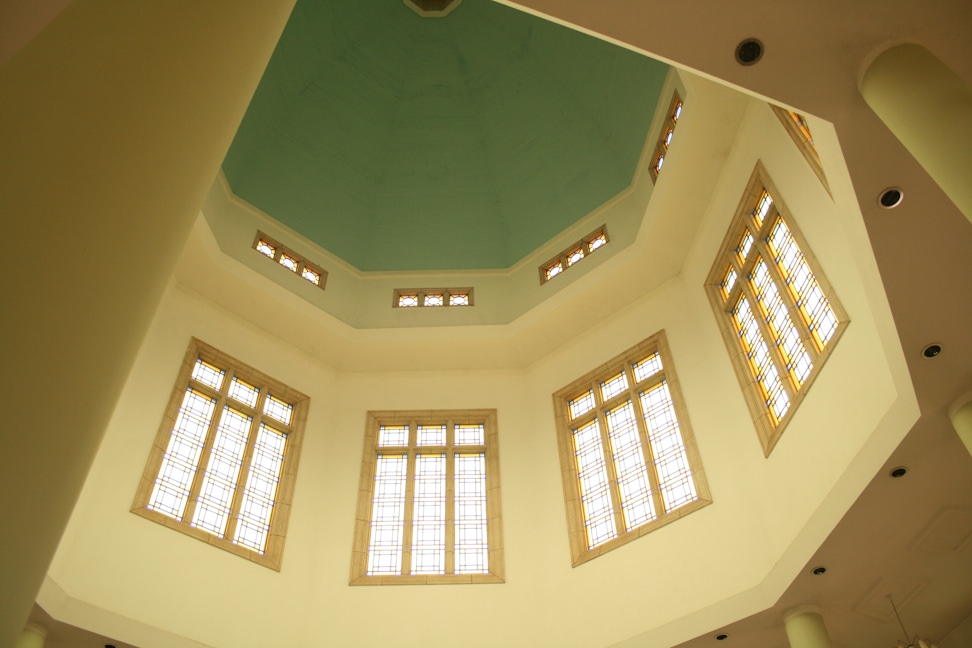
[{"xmin": 222, "ymin": 0, "xmax": 669, "ymax": 271}]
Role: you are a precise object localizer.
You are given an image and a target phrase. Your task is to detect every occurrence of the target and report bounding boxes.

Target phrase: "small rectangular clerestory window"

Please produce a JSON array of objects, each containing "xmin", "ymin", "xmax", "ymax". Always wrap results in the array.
[
  {"xmin": 770, "ymin": 105, "xmax": 830, "ymax": 193},
  {"xmin": 552, "ymin": 331, "xmax": 710, "ymax": 566},
  {"xmin": 350, "ymin": 410, "xmax": 504, "ymax": 584},
  {"xmin": 540, "ymin": 225, "xmax": 609, "ymax": 284},
  {"xmin": 393, "ymin": 288, "xmax": 473, "ymax": 308},
  {"xmin": 705, "ymin": 163, "xmax": 847, "ymax": 455},
  {"xmin": 131, "ymin": 338, "xmax": 308, "ymax": 570},
  {"xmin": 253, "ymin": 231, "xmax": 327, "ymax": 289},
  {"xmin": 649, "ymin": 91, "xmax": 683, "ymax": 182}
]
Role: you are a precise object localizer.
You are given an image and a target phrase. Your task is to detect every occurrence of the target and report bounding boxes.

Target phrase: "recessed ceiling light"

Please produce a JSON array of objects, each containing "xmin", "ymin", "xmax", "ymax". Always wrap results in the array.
[
  {"xmin": 890, "ymin": 466, "xmax": 908, "ymax": 478},
  {"xmin": 921, "ymin": 343, "xmax": 943, "ymax": 359},
  {"xmin": 715, "ymin": 633, "xmax": 730, "ymax": 640},
  {"xmin": 735, "ymin": 38, "xmax": 763, "ymax": 65},
  {"xmin": 811, "ymin": 566, "xmax": 827, "ymax": 575},
  {"xmin": 878, "ymin": 187, "xmax": 903, "ymax": 209}
]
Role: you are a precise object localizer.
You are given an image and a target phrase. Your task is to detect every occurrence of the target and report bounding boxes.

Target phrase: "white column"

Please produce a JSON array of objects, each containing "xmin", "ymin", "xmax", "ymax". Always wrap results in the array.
[
  {"xmin": 861, "ymin": 43, "xmax": 972, "ymax": 225},
  {"xmin": 784, "ymin": 606, "xmax": 833, "ymax": 648},
  {"xmin": 950, "ymin": 396, "xmax": 972, "ymax": 458},
  {"xmin": 15, "ymin": 622, "xmax": 47, "ymax": 648},
  {"xmin": 0, "ymin": 1, "xmax": 297, "ymax": 645}
]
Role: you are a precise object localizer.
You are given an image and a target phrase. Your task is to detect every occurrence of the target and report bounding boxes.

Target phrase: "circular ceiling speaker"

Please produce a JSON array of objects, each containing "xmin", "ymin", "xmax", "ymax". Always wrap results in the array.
[
  {"xmin": 736, "ymin": 39, "xmax": 764, "ymax": 65},
  {"xmin": 878, "ymin": 187, "xmax": 904, "ymax": 209}
]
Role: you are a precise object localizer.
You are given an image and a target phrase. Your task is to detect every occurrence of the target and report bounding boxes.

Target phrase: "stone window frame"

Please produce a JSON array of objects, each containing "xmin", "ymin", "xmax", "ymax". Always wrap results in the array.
[
  {"xmin": 552, "ymin": 331, "xmax": 711, "ymax": 567},
  {"xmin": 131, "ymin": 338, "xmax": 308, "ymax": 571},
  {"xmin": 350, "ymin": 409, "xmax": 504, "ymax": 585},
  {"xmin": 704, "ymin": 162, "xmax": 848, "ymax": 456},
  {"xmin": 769, "ymin": 105, "xmax": 831, "ymax": 194},
  {"xmin": 539, "ymin": 225, "xmax": 609, "ymax": 284}
]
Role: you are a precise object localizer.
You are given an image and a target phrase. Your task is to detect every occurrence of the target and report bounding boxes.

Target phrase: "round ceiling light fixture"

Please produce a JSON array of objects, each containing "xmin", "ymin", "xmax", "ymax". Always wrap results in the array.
[
  {"xmin": 811, "ymin": 566, "xmax": 827, "ymax": 575},
  {"xmin": 878, "ymin": 187, "xmax": 904, "ymax": 209},
  {"xmin": 736, "ymin": 38, "xmax": 764, "ymax": 65},
  {"xmin": 890, "ymin": 466, "xmax": 908, "ymax": 478},
  {"xmin": 921, "ymin": 343, "xmax": 943, "ymax": 359},
  {"xmin": 715, "ymin": 633, "xmax": 730, "ymax": 641}
]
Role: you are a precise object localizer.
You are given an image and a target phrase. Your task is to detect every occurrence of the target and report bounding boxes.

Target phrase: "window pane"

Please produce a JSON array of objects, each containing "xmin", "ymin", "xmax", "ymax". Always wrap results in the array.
[
  {"xmin": 600, "ymin": 372, "xmax": 629, "ymax": 401},
  {"xmin": 605, "ymin": 401, "xmax": 656, "ymax": 530},
  {"xmin": 149, "ymin": 388, "xmax": 216, "ymax": 519},
  {"xmin": 572, "ymin": 420, "xmax": 617, "ymax": 548},
  {"xmin": 279, "ymin": 254, "xmax": 299, "ymax": 272},
  {"xmin": 640, "ymin": 381, "xmax": 697, "ymax": 513},
  {"xmin": 767, "ymin": 217, "xmax": 839, "ymax": 347},
  {"xmin": 411, "ymin": 454, "xmax": 446, "ymax": 575},
  {"xmin": 368, "ymin": 455, "xmax": 407, "ymax": 575},
  {"xmin": 263, "ymin": 394, "xmax": 293, "ymax": 425},
  {"xmin": 398, "ymin": 294, "xmax": 419, "ymax": 308},
  {"xmin": 566, "ymin": 248, "xmax": 585, "ymax": 267},
  {"xmin": 255, "ymin": 240, "xmax": 275, "ymax": 258},
  {"xmin": 416, "ymin": 424, "xmax": 446, "ymax": 446},
  {"xmin": 732, "ymin": 296, "xmax": 790, "ymax": 422},
  {"xmin": 632, "ymin": 353, "xmax": 663, "ymax": 383},
  {"xmin": 378, "ymin": 425, "xmax": 408, "ymax": 447},
  {"xmin": 449, "ymin": 293, "xmax": 470, "ymax": 306},
  {"xmin": 228, "ymin": 377, "xmax": 259, "ymax": 408},
  {"xmin": 424, "ymin": 294, "xmax": 444, "ymax": 307},
  {"xmin": 191, "ymin": 407, "xmax": 252, "ymax": 537},
  {"xmin": 234, "ymin": 424, "xmax": 287, "ymax": 553},
  {"xmin": 569, "ymin": 389, "xmax": 596, "ymax": 419},
  {"xmin": 191, "ymin": 359, "xmax": 225, "ymax": 390},
  {"xmin": 301, "ymin": 267, "xmax": 321, "ymax": 285},
  {"xmin": 751, "ymin": 258, "xmax": 813, "ymax": 386},
  {"xmin": 455, "ymin": 423, "xmax": 485, "ymax": 446},
  {"xmin": 454, "ymin": 453, "xmax": 488, "ymax": 574}
]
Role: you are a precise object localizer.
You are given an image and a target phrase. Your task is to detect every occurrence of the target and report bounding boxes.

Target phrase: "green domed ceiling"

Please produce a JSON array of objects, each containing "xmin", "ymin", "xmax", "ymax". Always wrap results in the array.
[{"xmin": 222, "ymin": 0, "xmax": 669, "ymax": 271}]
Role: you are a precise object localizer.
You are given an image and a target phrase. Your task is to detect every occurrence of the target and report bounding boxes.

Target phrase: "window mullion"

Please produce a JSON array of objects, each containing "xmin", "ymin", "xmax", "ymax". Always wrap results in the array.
[
  {"xmin": 593, "ymin": 382, "xmax": 624, "ymax": 539},
  {"xmin": 183, "ymin": 390, "xmax": 228, "ymax": 527},
  {"xmin": 628, "ymin": 366, "xmax": 665, "ymax": 520},
  {"xmin": 445, "ymin": 420, "xmax": 456, "ymax": 575},
  {"xmin": 401, "ymin": 422, "xmax": 418, "ymax": 576},
  {"xmin": 223, "ymin": 391, "xmax": 265, "ymax": 545}
]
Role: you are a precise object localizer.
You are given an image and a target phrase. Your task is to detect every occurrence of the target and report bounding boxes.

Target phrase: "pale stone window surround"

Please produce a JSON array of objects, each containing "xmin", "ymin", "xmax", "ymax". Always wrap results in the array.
[
  {"xmin": 769, "ymin": 105, "xmax": 831, "ymax": 194},
  {"xmin": 553, "ymin": 331, "xmax": 711, "ymax": 567},
  {"xmin": 131, "ymin": 338, "xmax": 308, "ymax": 571},
  {"xmin": 704, "ymin": 162, "xmax": 848, "ymax": 456},
  {"xmin": 350, "ymin": 410, "xmax": 504, "ymax": 585}
]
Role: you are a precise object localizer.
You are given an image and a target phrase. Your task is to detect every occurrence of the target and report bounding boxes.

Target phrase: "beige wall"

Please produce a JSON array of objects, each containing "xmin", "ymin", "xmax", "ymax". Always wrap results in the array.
[{"xmin": 41, "ymin": 78, "xmax": 916, "ymax": 648}]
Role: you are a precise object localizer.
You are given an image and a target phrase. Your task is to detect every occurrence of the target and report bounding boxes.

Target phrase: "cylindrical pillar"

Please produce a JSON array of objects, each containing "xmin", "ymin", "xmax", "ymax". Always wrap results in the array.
[
  {"xmin": 15, "ymin": 622, "xmax": 47, "ymax": 648},
  {"xmin": 950, "ymin": 397, "xmax": 972, "ymax": 457},
  {"xmin": 0, "ymin": 1, "xmax": 297, "ymax": 646},
  {"xmin": 860, "ymin": 43, "xmax": 972, "ymax": 225},
  {"xmin": 784, "ymin": 606, "xmax": 833, "ymax": 648}
]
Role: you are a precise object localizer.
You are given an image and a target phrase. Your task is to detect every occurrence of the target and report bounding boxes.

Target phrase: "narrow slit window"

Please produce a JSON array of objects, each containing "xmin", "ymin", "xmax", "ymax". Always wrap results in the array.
[
  {"xmin": 394, "ymin": 288, "xmax": 474, "ymax": 308},
  {"xmin": 251, "ymin": 231, "xmax": 327, "ymax": 290},
  {"xmin": 649, "ymin": 91, "xmax": 683, "ymax": 182}
]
